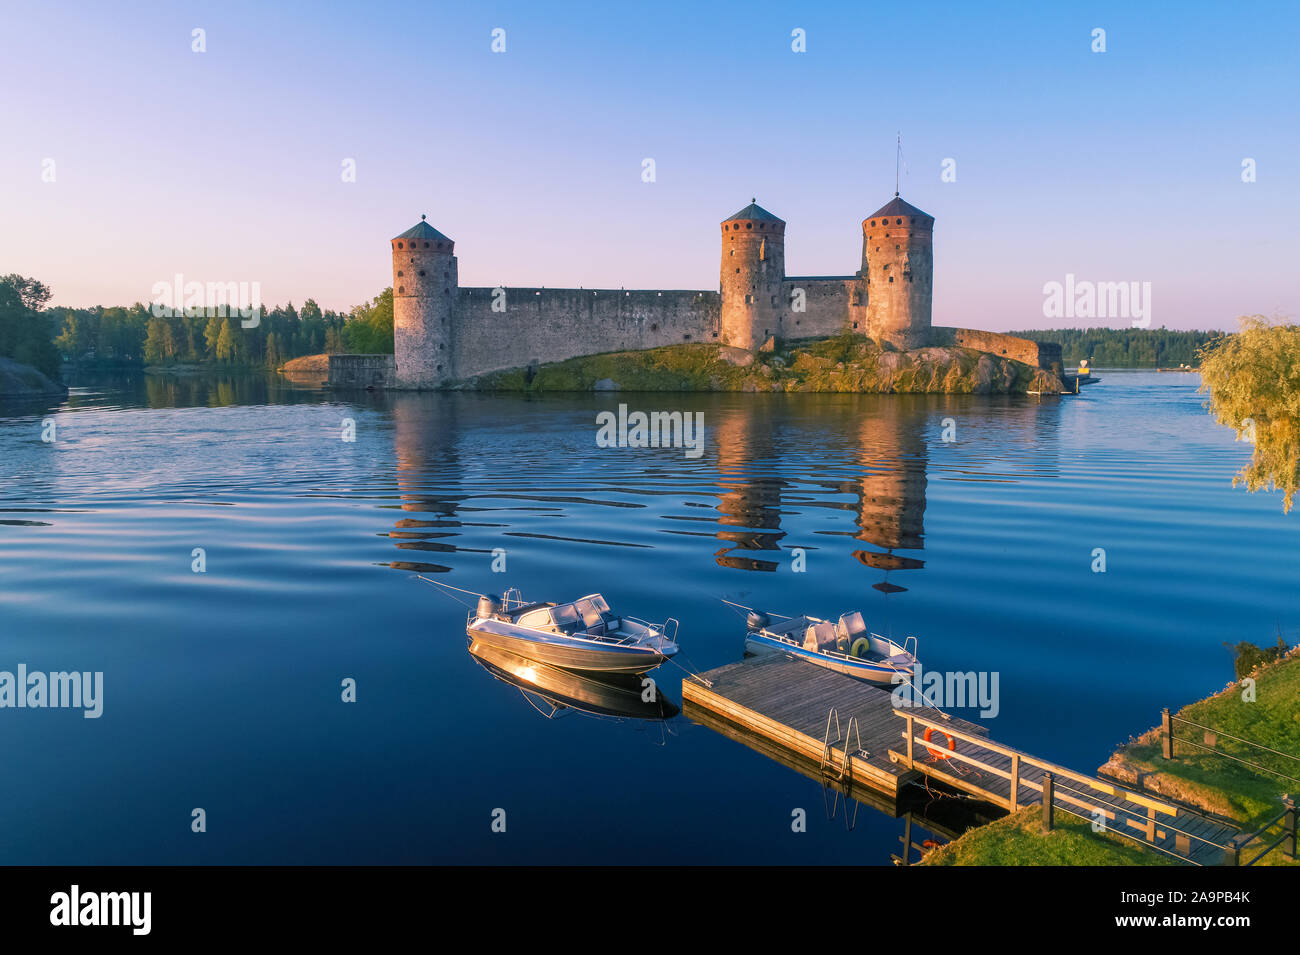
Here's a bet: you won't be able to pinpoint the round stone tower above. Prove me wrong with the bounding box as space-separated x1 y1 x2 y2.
392 216 458 389
720 200 786 351
861 196 933 350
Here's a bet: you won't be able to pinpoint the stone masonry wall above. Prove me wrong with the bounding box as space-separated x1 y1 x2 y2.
328 354 396 388
451 287 721 380
931 326 1059 369
781 277 858 341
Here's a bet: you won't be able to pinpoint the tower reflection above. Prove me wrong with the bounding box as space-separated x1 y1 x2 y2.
389 393 464 572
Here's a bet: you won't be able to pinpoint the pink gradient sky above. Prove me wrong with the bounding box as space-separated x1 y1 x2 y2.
3 1 1297 331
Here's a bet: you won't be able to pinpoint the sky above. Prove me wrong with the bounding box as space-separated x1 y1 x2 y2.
2 0 1297 331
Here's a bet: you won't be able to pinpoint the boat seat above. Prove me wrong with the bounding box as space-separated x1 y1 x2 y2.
837 611 868 644
803 621 837 652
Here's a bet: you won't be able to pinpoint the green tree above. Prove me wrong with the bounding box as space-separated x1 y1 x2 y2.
1198 316 1300 512
0 273 60 378
204 315 224 359
55 312 92 361
215 317 237 362
265 331 281 369
144 316 176 364
342 287 394 354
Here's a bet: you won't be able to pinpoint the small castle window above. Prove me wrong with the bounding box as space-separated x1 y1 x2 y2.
398 286 405 293
650 323 658 331
397 270 404 277
896 218 902 224
895 245 900 250
870 220 876 226
423 242 429 248
746 223 752 229
397 242 404 249
889 276 895 283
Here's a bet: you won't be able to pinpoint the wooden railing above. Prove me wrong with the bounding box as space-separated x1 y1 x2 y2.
892 710 1236 864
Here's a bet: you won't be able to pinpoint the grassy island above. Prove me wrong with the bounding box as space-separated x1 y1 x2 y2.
465 336 1066 395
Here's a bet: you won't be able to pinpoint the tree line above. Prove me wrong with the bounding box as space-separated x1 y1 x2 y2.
1009 327 1224 367
0 273 396 379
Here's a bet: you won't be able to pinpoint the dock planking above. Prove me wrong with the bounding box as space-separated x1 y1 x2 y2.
682 653 988 801
685 653 1243 865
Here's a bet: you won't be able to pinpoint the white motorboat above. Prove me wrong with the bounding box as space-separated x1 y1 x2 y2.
740 606 917 685
466 589 679 675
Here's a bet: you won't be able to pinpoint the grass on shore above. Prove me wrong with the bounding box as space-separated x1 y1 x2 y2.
923 806 1175 866
1104 646 1300 848
928 645 1299 866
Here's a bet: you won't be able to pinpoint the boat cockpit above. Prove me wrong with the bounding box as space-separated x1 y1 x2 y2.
511 594 623 637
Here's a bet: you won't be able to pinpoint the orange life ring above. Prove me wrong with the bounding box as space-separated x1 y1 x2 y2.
923 726 956 760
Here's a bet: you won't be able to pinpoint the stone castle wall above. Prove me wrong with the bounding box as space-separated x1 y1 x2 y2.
930 327 1061 370
450 287 720 380
781 277 861 340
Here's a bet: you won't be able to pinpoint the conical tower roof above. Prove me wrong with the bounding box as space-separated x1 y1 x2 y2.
722 199 784 224
393 217 453 243
867 196 932 221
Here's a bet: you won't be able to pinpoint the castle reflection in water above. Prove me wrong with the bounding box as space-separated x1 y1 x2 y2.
384 393 1057 592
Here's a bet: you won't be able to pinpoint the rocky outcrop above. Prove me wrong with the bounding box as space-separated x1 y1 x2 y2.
0 357 67 398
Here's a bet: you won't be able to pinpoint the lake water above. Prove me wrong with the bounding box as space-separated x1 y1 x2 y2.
1 369 1295 864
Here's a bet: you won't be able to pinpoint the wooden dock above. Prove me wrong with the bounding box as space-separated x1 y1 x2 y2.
681 654 988 808
684 654 1243 865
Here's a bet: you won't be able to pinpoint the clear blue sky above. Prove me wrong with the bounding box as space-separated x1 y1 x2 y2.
3 0 1296 330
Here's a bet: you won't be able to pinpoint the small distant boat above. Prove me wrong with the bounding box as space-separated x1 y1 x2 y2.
738 605 917 684
466 589 679 675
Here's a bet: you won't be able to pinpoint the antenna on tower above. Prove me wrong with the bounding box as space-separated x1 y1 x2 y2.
895 132 901 197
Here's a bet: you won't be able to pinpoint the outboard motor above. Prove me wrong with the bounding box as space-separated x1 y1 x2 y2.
746 611 770 632
477 594 503 619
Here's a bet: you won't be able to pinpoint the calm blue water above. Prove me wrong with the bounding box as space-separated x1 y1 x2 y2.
1 370 1295 864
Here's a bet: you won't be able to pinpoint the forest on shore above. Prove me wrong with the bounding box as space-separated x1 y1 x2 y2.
1008 327 1223 367
0 274 396 376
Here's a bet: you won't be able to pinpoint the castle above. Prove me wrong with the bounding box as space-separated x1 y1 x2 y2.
328 194 1059 390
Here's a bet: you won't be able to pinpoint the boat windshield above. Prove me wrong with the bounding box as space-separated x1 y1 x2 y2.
583 594 610 613
550 604 580 629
